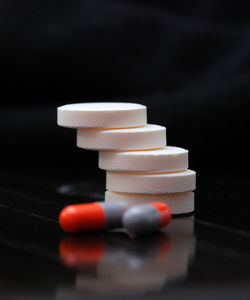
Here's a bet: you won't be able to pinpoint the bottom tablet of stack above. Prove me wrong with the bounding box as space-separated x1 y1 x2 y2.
105 191 194 215
99 147 196 215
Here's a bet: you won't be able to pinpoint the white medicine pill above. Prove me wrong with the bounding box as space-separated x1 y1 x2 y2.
99 146 188 172
77 124 166 151
105 191 194 215
106 169 196 194
57 102 147 128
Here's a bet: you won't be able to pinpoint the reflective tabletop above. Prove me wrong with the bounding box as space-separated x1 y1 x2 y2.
1 168 250 299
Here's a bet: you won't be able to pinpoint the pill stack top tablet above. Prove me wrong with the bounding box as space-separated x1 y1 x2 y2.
57 102 196 214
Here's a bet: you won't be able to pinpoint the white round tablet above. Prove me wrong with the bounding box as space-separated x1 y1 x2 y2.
106 169 196 194
77 124 166 151
105 191 194 215
57 102 147 128
99 146 188 172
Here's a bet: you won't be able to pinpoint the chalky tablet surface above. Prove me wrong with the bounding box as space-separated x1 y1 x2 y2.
57 102 147 128
105 191 194 214
77 124 166 151
106 169 196 194
99 146 188 172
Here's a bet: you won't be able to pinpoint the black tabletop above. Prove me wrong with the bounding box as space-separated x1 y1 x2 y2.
1 168 250 300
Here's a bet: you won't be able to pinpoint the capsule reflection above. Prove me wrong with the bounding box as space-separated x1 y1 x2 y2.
58 217 195 294
59 236 106 268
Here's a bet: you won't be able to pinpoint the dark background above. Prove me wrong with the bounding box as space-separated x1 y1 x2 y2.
0 1 250 227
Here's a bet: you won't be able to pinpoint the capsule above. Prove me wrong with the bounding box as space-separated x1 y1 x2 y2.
59 202 128 233
122 202 171 235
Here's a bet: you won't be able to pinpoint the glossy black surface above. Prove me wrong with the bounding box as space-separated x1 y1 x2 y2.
1 169 250 299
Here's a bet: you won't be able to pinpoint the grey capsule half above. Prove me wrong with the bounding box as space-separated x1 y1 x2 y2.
122 202 171 235
99 202 128 228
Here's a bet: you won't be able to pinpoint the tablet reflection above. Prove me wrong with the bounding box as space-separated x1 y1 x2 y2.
58 217 195 294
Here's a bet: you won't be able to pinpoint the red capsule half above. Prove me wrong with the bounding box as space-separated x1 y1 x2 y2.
150 202 172 228
59 202 127 233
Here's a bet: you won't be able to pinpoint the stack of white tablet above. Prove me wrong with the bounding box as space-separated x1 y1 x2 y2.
57 102 196 214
